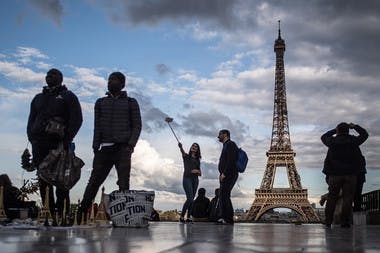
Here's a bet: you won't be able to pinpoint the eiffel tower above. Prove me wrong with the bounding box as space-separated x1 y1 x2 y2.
246 21 320 222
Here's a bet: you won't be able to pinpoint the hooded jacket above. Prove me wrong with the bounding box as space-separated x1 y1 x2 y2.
218 139 239 177
27 85 83 145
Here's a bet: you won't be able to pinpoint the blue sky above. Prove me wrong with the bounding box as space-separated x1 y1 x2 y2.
1 0 380 211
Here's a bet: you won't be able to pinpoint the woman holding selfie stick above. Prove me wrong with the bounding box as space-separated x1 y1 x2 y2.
178 142 202 223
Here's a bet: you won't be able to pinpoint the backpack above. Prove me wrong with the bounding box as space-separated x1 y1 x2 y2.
236 148 248 173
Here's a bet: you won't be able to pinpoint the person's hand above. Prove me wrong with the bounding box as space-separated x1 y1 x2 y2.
191 169 201 176
126 146 134 153
219 173 226 182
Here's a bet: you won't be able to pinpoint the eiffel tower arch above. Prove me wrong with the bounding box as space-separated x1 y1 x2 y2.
246 21 320 222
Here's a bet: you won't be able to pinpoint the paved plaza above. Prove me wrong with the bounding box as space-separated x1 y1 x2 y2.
1 222 379 253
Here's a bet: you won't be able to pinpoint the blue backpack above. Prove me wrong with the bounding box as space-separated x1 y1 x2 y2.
236 148 248 173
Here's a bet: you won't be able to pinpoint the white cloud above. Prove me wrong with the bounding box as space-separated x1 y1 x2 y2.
0 60 45 84
14 47 49 64
15 47 49 60
132 139 182 191
35 61 52 70
178 72 198 82
187 22 219 41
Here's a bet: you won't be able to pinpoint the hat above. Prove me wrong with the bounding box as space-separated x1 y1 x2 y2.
109 72 126 88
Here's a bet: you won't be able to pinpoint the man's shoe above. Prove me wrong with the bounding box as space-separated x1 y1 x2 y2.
341 224 351 228
179 217 185 223
217 218 233 225
325 224 331 228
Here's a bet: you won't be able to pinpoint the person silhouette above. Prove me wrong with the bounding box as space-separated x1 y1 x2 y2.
321 122 368 228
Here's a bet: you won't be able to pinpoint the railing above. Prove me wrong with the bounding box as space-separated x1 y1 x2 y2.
362 190 380 212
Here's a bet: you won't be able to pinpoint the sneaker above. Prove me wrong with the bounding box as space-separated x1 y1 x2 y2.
216 218 227 224
179 217 185 223
325 224 331 228
341 224 351 228
217 218 234 225
185 218 193 223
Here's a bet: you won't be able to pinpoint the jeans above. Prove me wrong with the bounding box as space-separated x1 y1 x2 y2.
181 176 199 217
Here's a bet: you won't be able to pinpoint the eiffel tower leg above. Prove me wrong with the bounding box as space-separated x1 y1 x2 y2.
301 206 320 222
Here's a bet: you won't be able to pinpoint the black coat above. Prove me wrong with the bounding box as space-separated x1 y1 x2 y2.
92 91 142 150
321 125 368 176
218 139 239 177
27 85 83 145
192 195 211 218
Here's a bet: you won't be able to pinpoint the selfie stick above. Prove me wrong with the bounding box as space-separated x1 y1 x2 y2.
165 117 180 143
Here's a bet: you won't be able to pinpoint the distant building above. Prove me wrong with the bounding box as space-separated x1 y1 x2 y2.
234 208 247 221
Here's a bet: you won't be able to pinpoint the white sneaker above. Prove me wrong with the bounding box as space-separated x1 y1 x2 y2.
217 218 225 223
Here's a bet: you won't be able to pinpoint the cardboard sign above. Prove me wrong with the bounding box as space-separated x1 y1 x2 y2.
104 190 155 227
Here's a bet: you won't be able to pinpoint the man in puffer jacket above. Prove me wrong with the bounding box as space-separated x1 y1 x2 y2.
27 68 83 222
321 122 368 228
78 72 142 223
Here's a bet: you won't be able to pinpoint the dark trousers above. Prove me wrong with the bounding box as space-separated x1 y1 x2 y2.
219 173 238 223
181 176 199 217
81 145 132 211
353 173 365 212
325 174 357 225
33 141 69 216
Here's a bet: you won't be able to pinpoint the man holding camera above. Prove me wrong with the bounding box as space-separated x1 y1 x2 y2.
321 122 368 228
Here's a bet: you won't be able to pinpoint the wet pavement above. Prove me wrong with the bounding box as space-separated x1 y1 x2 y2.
0 222 379 253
